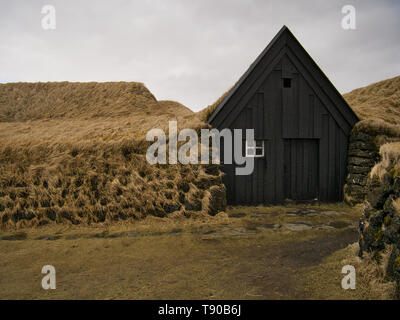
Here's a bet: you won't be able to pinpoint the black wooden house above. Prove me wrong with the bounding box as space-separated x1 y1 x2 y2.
207 26 359 204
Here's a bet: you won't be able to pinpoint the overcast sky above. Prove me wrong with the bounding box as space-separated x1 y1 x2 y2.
0 0 399 111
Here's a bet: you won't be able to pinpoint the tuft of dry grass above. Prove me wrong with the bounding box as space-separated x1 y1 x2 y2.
370 142 400 181
343 243 397 299
301 242 396 299
352 119 400 138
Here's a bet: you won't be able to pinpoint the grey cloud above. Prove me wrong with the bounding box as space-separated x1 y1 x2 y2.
0 0 399 111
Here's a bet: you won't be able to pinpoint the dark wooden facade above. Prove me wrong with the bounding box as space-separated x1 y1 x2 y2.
208 26 359 204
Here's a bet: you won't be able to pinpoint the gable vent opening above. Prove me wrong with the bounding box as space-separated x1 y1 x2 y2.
283 78 292 88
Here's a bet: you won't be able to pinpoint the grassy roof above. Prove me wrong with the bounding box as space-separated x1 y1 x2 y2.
0 82 220 229
343 75 400 125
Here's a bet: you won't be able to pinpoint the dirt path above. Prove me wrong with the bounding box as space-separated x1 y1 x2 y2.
206 228 358 299
0 204 365 299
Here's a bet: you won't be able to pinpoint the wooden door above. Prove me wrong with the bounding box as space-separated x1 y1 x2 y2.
283 139 319 201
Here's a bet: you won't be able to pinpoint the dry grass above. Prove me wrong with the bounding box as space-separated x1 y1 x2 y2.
0 82 159 121
344 75 400 125
0 82 223 229
300 242 396 299
346 243 397 299
0 203 374 300
370 142 400 181
0 82 203 144
352 119 400 138
1 74 399 229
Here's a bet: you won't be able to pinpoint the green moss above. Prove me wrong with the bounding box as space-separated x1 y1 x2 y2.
384 215 393 226
393 257 400 271
389 168 400 178
374 229 384 241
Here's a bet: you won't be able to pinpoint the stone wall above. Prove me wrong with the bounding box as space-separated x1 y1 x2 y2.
358 172 400 296
344 131 380 204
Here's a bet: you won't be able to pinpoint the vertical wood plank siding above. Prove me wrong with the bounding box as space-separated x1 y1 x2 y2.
208 26 358 204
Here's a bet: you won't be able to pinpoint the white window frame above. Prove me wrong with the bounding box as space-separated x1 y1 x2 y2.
245 140 264 158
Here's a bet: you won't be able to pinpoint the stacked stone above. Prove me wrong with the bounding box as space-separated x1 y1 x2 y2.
359 173 400 293
344 131 380 204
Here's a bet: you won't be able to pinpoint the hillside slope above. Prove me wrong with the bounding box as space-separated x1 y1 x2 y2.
0 82 201 144
343 76 400 125
0 82 160 121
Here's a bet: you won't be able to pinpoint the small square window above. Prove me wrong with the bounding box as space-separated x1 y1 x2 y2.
245 140 264 158
283 78 291 88
255 147 264 156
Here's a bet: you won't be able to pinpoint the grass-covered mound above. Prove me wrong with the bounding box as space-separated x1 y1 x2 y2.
0 82 225 230
0 82 186 121
343 76 400 125
344 75 400 146
341 76 400 204
347 77 400 295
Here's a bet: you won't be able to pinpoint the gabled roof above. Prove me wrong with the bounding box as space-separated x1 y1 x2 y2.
207 25 359 133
